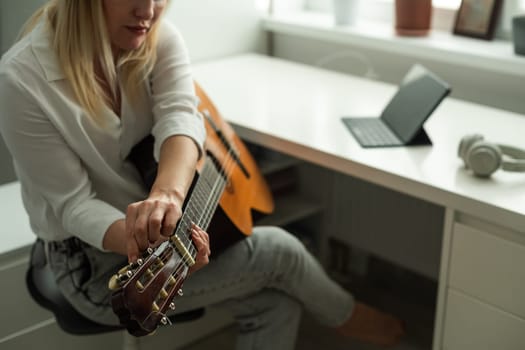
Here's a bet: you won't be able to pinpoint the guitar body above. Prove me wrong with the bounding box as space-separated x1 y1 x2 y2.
127 82 274 254
195 83 274 252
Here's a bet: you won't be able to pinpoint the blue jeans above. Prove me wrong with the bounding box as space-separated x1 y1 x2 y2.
47 226 354 350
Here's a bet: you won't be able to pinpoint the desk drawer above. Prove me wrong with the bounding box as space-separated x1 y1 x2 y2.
449 223 525 319
443 289 525 350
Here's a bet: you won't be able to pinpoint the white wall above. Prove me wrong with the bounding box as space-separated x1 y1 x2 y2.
272 34 525 116
1 0 266 59
0 0 48 54
0 0 48 184
165 0 266 62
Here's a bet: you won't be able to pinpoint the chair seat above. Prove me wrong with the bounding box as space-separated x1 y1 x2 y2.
26 239 204 336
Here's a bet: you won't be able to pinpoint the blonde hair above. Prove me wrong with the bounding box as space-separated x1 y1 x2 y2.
21 0 161 126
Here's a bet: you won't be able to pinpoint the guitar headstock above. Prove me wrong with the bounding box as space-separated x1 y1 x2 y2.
109 241 189 336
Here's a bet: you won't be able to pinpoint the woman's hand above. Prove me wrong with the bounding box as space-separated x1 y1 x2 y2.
124 136 202 263
125 190 183 262
124 192 211 274
188 223 211 274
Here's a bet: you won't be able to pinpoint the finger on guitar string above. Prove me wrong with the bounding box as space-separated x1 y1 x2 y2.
191 223 208 240
191 225 211 257
187 225 211 274
191 223 209 241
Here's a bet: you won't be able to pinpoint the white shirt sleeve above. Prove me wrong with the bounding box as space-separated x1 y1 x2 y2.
150 21 206 161
0 69 124 250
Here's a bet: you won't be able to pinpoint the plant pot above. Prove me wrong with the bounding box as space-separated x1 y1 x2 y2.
395 0 432 36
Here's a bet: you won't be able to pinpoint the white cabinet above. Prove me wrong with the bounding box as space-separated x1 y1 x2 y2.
443 289 525 350
436 216 525 350
449 223 525 319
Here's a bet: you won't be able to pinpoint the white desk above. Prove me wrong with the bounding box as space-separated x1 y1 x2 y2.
193 54 525 350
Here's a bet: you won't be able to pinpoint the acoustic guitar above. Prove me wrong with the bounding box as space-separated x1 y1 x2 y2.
108 82 274 336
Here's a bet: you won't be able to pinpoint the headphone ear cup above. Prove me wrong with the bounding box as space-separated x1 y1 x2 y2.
458 134 484 168
466 141 502 177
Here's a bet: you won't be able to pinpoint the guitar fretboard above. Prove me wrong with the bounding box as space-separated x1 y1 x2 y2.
173 157 226 261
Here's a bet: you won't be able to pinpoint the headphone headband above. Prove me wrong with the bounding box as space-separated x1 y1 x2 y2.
498 144 525 159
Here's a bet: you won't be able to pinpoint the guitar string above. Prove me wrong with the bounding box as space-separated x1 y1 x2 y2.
136 114 238 315
183 163 220 245
178 151 236 260
189 134 238 246
168 143 237 269
194 155 233 233
159 152 235 300
145 152 236 315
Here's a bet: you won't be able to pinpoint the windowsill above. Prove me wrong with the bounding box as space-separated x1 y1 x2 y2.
263 11 525 77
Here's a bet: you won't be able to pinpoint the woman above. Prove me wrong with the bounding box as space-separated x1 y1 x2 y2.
0 0 403 348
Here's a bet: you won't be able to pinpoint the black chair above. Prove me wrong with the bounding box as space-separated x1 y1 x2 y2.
26 239 205 337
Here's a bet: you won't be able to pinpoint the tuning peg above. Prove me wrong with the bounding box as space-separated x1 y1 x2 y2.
119 271 132 282
160 316 169 325
127 258 144 271
168 276 177 286
152 302 160 312
118 265 129 274
136 280 145 291
177 289 183 297
169 302 176 310
108 275 120 290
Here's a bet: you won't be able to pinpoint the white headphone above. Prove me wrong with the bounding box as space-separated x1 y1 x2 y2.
458 134 525 177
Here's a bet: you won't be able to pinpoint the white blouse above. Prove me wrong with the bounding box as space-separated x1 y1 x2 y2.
0 18 206 250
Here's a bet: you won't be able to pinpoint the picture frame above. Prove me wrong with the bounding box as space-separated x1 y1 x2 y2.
453 0 502 40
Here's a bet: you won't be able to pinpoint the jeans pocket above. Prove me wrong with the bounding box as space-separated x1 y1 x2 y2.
67 249 93 289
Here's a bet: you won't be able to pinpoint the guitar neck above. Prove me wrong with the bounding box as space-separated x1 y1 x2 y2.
171 157 226 261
